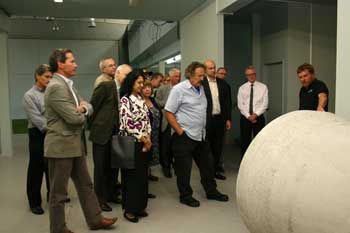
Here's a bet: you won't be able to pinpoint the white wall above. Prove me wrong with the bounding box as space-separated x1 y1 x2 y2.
128 21 177 63
336 0 350 119
0 31 13 156
251 2 336 114
180 0 224 75
286 3 311 112
136 40 180 68
224 17 252 141
8 39 118 119
312 4 337 113
0 10 12 156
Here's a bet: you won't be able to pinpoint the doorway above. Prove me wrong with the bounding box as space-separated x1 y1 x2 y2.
263 61 284 123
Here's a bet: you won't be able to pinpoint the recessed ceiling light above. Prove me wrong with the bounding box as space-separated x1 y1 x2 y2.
54 0 63 3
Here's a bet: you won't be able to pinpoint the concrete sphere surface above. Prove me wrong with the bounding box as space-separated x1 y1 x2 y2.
236 111 350 233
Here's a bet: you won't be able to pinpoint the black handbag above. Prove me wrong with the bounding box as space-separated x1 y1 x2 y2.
111 134 135 169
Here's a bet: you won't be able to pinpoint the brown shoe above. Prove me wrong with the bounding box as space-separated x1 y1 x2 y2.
90 217 118 230
63 230 74 233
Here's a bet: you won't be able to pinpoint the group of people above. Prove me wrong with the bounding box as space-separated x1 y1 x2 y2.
22 47 328 233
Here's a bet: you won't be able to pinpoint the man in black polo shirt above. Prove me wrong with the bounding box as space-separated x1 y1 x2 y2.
297 63 329 111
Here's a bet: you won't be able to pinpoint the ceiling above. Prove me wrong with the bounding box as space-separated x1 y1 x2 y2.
0 0 207 21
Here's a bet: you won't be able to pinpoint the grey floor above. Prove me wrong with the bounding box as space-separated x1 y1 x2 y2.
0 134 250 233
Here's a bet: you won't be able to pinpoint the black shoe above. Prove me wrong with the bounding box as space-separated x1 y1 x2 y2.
147 193 156 199
180 197 200 207
207 191 229 202
64 197 71 203
148 174 159 182
162 167 172 178
136 210 149 218
30 206 44 215
107 196 122 204
124 212 139 223
215 172 226 180
100 203 112 212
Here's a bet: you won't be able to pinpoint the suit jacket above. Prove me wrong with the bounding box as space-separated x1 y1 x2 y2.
155 84 173 132
44 74 93 158
88 80 119 145
202 77 232 123
93 73 113 90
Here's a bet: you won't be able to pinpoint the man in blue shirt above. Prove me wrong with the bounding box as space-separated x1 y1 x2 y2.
165 61 229 207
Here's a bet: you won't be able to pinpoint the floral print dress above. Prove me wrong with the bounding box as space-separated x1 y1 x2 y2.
119 94 151 141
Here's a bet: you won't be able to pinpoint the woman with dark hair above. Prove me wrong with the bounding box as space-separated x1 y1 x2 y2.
141 80 161 185
119 69 152 223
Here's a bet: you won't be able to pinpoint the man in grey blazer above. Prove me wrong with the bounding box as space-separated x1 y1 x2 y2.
45 48 117 233
155 68 181 178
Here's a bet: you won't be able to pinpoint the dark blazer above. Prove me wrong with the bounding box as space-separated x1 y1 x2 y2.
88 80 119 145
203 77 232 122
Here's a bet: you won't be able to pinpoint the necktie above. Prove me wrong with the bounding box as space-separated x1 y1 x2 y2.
249 84 254 115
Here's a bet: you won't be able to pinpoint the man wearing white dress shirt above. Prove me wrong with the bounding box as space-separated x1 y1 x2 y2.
237 66 268 156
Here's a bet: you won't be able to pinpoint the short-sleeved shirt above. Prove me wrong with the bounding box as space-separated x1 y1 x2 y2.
299 79 329 111
165 79 207 141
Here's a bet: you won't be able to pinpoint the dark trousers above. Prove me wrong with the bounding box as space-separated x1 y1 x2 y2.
171 133 217 199
121 142 148 214
92 142 119 204
207 115 226 173
240 114 265 156
27 128 49 208
48 156 102 233
159 124 173 169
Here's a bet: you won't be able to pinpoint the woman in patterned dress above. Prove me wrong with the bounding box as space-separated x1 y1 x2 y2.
119 69 152 223
141 81 162 195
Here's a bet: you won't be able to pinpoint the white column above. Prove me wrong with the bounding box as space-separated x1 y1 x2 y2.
252 14 261 78
158 61 165 75
335 0 350 120
0 31 13 156
217 12 224 67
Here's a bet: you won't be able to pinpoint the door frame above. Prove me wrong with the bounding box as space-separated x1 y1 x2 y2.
262 60 286 121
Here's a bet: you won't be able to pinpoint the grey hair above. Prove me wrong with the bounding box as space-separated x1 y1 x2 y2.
99 58 114 72
168 68 180 77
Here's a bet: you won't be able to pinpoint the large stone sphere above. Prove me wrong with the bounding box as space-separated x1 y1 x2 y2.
236 111 350 233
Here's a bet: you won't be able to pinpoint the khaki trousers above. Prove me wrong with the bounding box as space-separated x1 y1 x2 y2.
48 156 102 233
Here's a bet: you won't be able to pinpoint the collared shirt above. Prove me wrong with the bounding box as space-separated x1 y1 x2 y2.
115 79 121 104
237 81 268 118
55 73 79 107
55 73 90 116
23 85 47 132
299 79 329 111
207 77 221 115
119 94 151 141
165 79 207 141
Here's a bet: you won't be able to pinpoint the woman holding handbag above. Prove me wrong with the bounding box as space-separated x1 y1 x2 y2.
119 69 152 223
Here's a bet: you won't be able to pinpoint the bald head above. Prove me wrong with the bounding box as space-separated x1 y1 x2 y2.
115 64 132 85
204 59 216 79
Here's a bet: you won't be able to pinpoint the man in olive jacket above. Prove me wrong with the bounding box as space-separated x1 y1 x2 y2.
88 58 120 212
45 48 117 233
